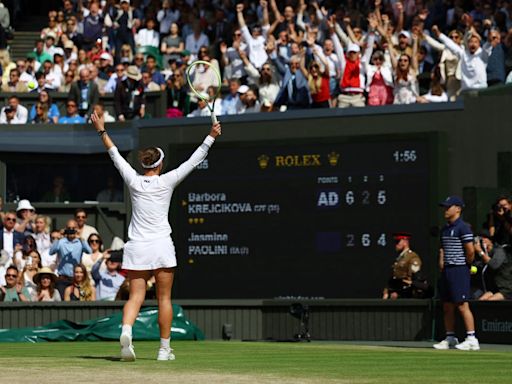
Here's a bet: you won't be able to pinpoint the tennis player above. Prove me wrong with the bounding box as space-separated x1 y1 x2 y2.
91 111 221 361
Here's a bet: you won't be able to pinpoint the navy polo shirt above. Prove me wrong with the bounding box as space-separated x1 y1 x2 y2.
440 217 473 266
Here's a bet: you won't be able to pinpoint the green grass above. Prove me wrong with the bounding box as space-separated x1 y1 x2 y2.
1 341 511 383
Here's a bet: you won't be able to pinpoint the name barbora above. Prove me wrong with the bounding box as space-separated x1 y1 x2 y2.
188 232 229 242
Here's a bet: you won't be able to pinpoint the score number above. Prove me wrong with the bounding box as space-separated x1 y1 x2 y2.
345 233 387 247
393 150 417 162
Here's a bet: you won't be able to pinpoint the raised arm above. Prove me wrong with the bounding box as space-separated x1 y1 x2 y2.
269 0 282 22
334 18 352 47
162 122 221 187
434 25 463 58
411 33 419 72
236 3 247 30
260 0 269 27
91 111 137 183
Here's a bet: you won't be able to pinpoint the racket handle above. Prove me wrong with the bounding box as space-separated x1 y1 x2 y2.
211 113 218 125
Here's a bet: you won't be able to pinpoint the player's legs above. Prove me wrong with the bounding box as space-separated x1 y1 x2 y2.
154 267 175 339
457 302 475 332
154 267 176 361
123 270 152 326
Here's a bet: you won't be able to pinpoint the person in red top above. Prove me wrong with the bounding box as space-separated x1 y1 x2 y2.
329 19 370 108
300 47 331 108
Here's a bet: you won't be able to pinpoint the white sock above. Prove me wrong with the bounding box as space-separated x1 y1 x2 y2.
160 337 170 349
122 324 132 336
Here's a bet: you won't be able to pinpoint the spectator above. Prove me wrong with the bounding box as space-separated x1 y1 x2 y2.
207 7 232 46
185 20 210 58
486 196 512 246
58 100 86 124
416 66 449 103
273 54 312 111
0 0 9 49
240 87 261 113
141 70 160 91
104 63 126 93
1 68 27 92
31 102 52 124
81 233 104 281
244 58 280 110
33 267 61 302
301 49 331 109
64 263 96 301
475 231 512 301
92 250 125 301
0 105 19 124
41 176 71 203
0 266 31 302
485 29 506 86
41 17 61 43
33 215 52 268
63 17 82 50
221 78 244 115
165 70 189 118
91 103 116 123
0 211 24 271
146 54 166 90
68 67 100 118
220 29 247 81
389 36 419 105
49 220 92 298
0 49 15 85
157 0 180 36
112 0 139 59
40 59 62 91
81 2 104 51
432 17 488 92
114 65 145 121
17 57 37 87
60 69 76 92
0 96 28 124
29 91 60 124
135 18 159 49
33 39 53 64
74 209 98 242
187 91 215 118
96 176 123 202
18 249 42 298
14 199 36 235
236 2 269 69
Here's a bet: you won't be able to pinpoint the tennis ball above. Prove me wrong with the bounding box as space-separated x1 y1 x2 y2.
470 266 477 274
27 81 36 90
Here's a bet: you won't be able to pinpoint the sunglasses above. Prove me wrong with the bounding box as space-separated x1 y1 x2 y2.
76 215 86 219
5 218 16 222
67 104 77 107
399 59 409 63
89 239 100 243
5 274 17 278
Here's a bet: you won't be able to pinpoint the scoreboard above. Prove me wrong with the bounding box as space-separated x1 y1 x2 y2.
171 134 436 299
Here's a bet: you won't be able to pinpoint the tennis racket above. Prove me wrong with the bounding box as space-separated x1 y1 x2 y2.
186 60 222 124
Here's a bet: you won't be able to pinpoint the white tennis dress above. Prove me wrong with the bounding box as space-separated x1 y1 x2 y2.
108 135 215 270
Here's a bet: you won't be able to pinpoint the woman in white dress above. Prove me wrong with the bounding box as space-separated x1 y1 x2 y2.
91 111 221 362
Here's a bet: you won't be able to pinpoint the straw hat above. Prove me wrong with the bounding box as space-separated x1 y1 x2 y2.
126 65 142 81
33 267 57 285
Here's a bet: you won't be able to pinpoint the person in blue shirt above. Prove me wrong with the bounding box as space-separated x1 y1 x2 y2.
434 196 480 351
92 250 126 300
58 100 86 124
49 219 92 297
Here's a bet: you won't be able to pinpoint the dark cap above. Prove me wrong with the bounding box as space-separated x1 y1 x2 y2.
393 232 412 241
180 50 191 57
439 196 465 208
108 249 123 263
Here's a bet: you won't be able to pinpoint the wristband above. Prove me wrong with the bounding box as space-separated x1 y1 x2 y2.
98 130 106 137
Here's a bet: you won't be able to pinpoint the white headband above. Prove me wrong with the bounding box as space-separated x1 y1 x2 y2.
141 147 165 169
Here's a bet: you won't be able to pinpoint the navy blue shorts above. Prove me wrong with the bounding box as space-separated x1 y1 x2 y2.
439 265 470 303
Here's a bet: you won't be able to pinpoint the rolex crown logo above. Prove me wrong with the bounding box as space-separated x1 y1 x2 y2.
258 154 270 169
327 151 340 166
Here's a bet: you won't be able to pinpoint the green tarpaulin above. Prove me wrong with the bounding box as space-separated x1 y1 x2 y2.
0 305 204 342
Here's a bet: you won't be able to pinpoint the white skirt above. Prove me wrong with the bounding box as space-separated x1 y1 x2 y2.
122 236 177 271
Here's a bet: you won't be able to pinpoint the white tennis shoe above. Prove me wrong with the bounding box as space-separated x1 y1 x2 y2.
157 347 176 361
455 338 480 351
120 332 136 361
433 337 459 350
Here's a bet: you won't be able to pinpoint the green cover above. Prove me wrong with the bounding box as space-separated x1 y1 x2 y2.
0 305 204 342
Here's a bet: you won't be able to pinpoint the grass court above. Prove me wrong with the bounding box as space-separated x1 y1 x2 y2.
0 340 511 383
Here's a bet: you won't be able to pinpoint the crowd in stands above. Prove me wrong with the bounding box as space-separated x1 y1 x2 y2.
0 199 136 302
0 0 510 123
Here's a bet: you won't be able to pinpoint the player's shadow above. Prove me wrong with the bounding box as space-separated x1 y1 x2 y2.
77 355 153 362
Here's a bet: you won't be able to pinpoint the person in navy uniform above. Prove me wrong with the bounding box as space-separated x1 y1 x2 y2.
383 232 427 299
434 196 480 351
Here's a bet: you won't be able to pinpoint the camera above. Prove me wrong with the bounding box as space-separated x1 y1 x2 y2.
64 228 77 235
